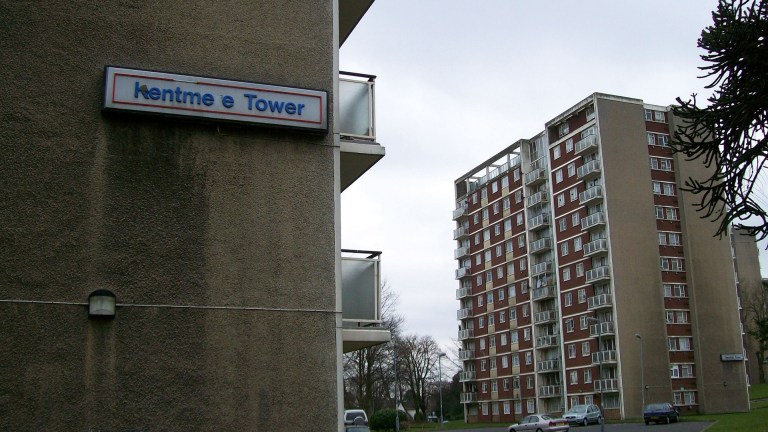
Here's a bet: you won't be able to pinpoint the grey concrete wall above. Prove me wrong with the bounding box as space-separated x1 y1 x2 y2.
731 228 765 385
596 96 672 418
0 1 338 430
670 114 749 413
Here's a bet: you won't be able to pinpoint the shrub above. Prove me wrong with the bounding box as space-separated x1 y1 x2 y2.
369 409 408 431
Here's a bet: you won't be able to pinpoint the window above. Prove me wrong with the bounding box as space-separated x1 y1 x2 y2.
567 162 576 177
498 288 505 301
504 219 512 232
579 315 588 330
506 240 514 254
561 242 569 256
669 233 681 246
565 138 574 153
515 401 522 414
670 364 680 378
574 236 582 251
514 169 520 182
479 316 485 328
493 202 500 214
482 382 488 394
477 293 484 306
527 399 535 414
484 250 492 263
524 328 531 341
664 284 687 298
571 213 580 228
559 218 567 232
554 145 562 159
492 181 499 193
578 289 586 303
509 285 516 299
582 341 590 356
481 359 487 371
559 122 570 137
522 304 529 317
563 267 571 281
480 337 487 350
475 254 482 265
666 207 679 220
527 376 535 389
504 401 511 415
500 332 508 346
525 351 532 365
519 257 527 271
557 194 565 207
492 401 499 415
482 208 489 220
474 233 481 246
503 376 510 388
564 292 573 307
483 229 490 241
645 109 654 121
491 356 497 369
570 370 578 384
521 280 528 293
516 213 524 226
503 196 510 210
510 307 517 322
494 223 501 236
512 354 520 367
681 364 694 378
487 292 494 304
501 176 509 189
569 187 578 202
586 106 595 121
515 190 522 203
488 313 495 327
518 234 525 248
674 391 696 406
481 188 488 200
566 318 574 332
476 275 483 287
655 111 665 122
584 369 592 383
555 169 563 183
568 344 576 358
576 262 584 277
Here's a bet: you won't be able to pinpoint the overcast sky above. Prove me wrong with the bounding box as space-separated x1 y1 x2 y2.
338 0 764 359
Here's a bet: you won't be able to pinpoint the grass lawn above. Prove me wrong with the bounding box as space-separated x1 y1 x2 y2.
679 383 768 431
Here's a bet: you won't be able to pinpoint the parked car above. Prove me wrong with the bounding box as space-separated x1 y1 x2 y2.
643 402 679 425
563 404 602 426
508 414 570 432
343 409 368 426
344 426 370 432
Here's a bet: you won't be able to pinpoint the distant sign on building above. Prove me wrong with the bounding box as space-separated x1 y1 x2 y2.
103 66 327 132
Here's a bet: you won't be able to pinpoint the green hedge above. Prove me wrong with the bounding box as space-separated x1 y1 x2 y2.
369 409 408 431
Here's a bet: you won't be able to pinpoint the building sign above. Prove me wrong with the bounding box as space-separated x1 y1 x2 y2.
720 353 745 362
103 66 327 132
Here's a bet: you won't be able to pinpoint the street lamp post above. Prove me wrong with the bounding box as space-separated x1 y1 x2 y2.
635 334 645 418
438 352 446 426
586 316 605 432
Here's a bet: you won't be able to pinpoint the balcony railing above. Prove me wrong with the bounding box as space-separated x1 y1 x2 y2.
581 211 606 230
453 203 468 220
531 261 553 276
527 191 548 207
339 72 375 140
534 309 558 324
459 350 475 360
583 238 608 256
460 392 478 403
458 329 474 340
590 322 615 337
456 286 472 299
536 334 559 348
454 245 470 259
575 133 599 155
577 159 601 180
529 237 552 254
453 226 468 239
457 308 473 320
587 293 612 310
539 385 562 397
528 213 550 229
460 371 476 382
537 359 561 372
532 285 557 301
585 265 610 283
592 350 618 365
594 378 619 392
579 185 603 205
341 250 390 353
525 167 547 186
455 266 470 279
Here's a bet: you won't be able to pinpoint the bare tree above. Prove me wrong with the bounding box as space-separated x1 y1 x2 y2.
396 334 442 421
743 281 768 384
344 282 404 412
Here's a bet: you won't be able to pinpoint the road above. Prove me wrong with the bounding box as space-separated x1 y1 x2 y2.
450 421 713 432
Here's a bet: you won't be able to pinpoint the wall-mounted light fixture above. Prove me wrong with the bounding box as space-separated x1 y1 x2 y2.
88 289 116 317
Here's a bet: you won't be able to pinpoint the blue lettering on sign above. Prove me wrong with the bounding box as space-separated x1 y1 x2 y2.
134 81 214 107
244 93 305 116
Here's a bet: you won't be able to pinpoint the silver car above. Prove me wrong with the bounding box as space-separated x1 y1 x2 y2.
563 404 602 426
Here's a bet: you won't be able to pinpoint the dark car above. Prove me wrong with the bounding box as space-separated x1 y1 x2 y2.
643 402 679 425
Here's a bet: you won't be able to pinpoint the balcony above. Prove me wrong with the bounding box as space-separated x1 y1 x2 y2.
528 213 550 230
453 203 468 220
575 133 599 155
583 238 608 256
592 350 618 365
455 266 470 279
594 379 619 392
341 251 391 352
525 167 547 186
590 322 615 337
532 285 557 301
537 359 561 372
458 329 474 340
527 191 548 207
581 211 606 230
579 185 603 206
456 286 472 299
539 385 562 398
460 371 476 382
577 159 601 180
339 72 384 192
460 392 478 403
534 309 558 324
457 307 473 320
587 293 612 310
453 226 469 239
454 245 470 259
529 237 552 254
585 265 610 283
459 350 475 361
536 334 559 348
531 261 553 276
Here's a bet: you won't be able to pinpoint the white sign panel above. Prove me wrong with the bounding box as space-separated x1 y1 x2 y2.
103 66 327 132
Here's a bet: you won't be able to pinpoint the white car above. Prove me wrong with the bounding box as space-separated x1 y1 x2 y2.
508 414 570 432
343 409 368 426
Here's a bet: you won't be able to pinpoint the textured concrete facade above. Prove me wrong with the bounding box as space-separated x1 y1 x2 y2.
1 1 339 430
